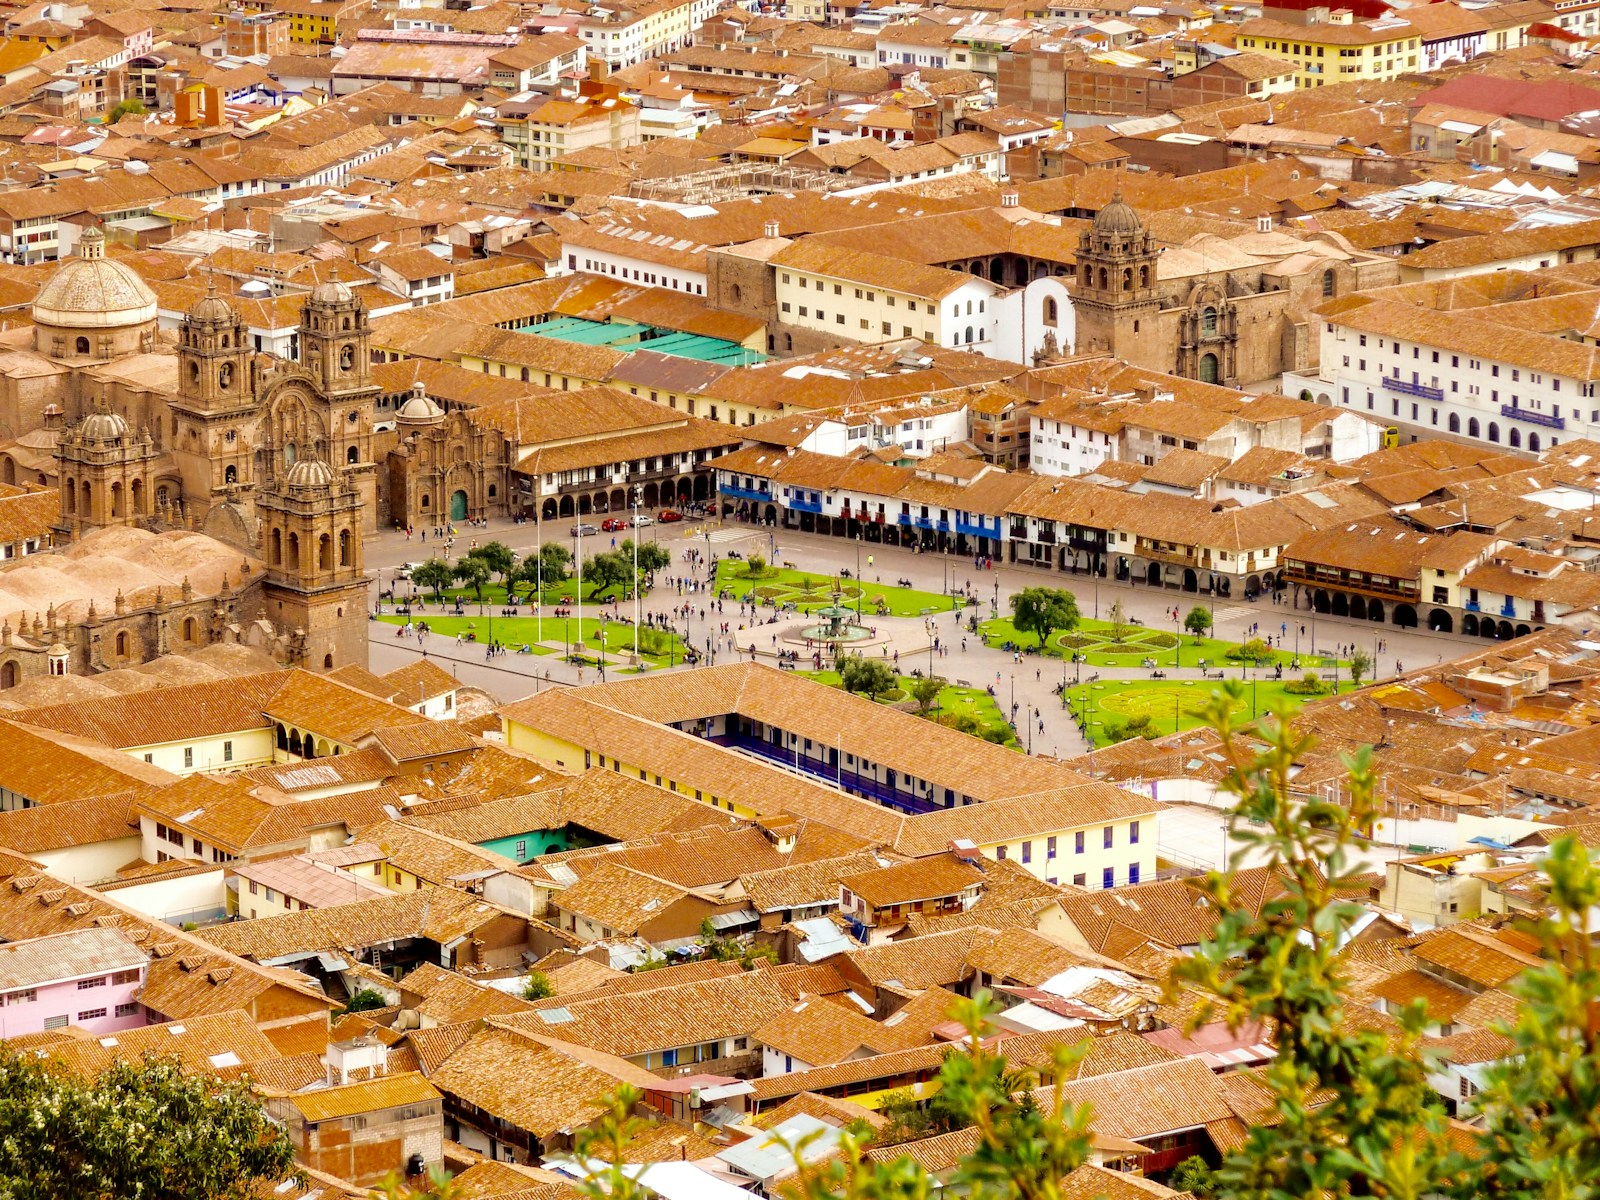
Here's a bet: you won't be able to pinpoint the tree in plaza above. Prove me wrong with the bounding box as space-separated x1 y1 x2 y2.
743 553 768 578
0 1052 300 1200
409 558 454 604
453 553 492 603
1108 597 1130 644
909 674 944 715
1010 587 1080 650
474 541 516 587
525 542 572 589
839 654 896 698
621 539 670 584
583 551 632 597
1184 605 1213 640
1348 645 1373 688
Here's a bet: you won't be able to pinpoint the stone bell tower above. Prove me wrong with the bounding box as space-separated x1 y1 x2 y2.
1071 191 1162 368
171 278 257 516
54 401 160 541
299 275 379 532
255 455 368 673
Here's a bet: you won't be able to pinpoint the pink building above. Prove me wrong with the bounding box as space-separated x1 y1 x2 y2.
0 927 148 1037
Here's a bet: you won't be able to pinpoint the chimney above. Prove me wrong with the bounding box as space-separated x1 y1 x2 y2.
1000 191 1018 208
763 219 779 238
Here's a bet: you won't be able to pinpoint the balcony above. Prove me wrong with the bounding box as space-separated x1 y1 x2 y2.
719 483 770 503
1286 567 1420 601
1501 404 1565 430
788 496 823 514
1383 376 1444 402
956 518 995 537
1034 528 1057 544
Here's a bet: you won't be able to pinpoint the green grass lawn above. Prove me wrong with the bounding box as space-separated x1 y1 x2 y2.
376 614 685 666
1062 677 1359 747
802 670 1017 747
977 616 1347 671
714 561 957 617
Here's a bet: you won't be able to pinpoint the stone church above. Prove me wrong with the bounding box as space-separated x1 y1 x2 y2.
0 229 373 681
1068 194 1400 387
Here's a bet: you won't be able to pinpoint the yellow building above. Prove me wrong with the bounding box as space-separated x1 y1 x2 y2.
239 0 366 47
499 664 1160 889
1235 13 1418 86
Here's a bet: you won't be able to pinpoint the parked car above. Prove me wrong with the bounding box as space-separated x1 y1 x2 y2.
396 562 423 580
570 523 599 537
657 509 684 522
631 515 654 527
600 517 629 532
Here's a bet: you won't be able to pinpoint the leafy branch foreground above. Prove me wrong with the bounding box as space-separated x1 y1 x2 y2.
568 683 1600 1200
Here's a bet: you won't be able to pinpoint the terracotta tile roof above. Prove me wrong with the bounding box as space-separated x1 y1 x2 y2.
741 851 884 914
551 862 689 934
429 1026 664 1137
33 1010 284 1080
844 929 983 991
497 968 792 1058
0 718 176 803
397 962 535 1024
198 888 529 962
841 857 983 908
754 997 914 1066
1367 968 1475 1023
1035 1057 1235 1139
287 1072 441 1122
0 791 136 853
1410 925 1543 989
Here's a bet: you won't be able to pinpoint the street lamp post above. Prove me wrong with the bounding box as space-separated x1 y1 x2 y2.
575 530 583 670
631 489 640 663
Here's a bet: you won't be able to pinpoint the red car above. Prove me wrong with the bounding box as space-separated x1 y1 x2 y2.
657 509 684 522
600 517 629 532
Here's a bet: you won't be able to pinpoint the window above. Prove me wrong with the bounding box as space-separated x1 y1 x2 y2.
995 845 1007 860
44 1015 68 1030
249 880 258 895
183 747 193 768
223 741 232 762
1102 867 1115 889
1103 826 1114 849
76 977 105 990
115 1003 140 1018
78 1008 107 1021
516 840 528 859
1128 863 1141 884
1021 841 1032 864
1130 820 1140 845
1073 873 1086 887
1075 831 1084 854
5 988 35 1005
1047 836 1057 859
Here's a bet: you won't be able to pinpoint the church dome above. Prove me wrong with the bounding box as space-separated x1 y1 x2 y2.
1092 191 1143 237
78 408 129 443
187 283 236 324
310 277 353 305
33 228 158 329
396 388 444 424
284 458 337 489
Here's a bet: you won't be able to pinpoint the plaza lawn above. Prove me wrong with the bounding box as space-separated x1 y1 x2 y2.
714 561 956 617
376 614 685 665
802 670 1017 747
1063 677 1359 747
977 616 1347 672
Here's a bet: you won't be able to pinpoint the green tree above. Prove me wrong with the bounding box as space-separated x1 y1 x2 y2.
1349 645 1373 688
1172 1155 1217 1197
909 674 944 715
474 541 516 587
106 99 146 124
744 553 768 578
1108 598 1130 644
523 971 554 1001
522 542 571 590
453 553 492 603
1009 587 1080 650
840 654 895 698
620 539 670 585
583 550 632 597
1184 605 1213 639
1235 636 1272 663
343 988 385 1013
410 558 454 604
0 1052 300 1199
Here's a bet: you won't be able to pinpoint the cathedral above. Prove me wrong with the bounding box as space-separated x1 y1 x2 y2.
0 229 373 680
1068 194 1400 387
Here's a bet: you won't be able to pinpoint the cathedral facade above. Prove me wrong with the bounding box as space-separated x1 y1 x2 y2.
0 229 374 678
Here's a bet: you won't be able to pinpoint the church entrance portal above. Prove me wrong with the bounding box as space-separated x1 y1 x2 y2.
450 490 468 521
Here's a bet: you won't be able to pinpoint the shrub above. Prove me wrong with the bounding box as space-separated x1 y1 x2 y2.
1284 672 1331 695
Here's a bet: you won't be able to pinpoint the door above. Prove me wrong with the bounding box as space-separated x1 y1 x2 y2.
450 490 468 521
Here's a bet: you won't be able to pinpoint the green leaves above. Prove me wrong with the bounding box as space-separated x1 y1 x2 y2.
1009 588 1080 650
0 1052 299 1200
